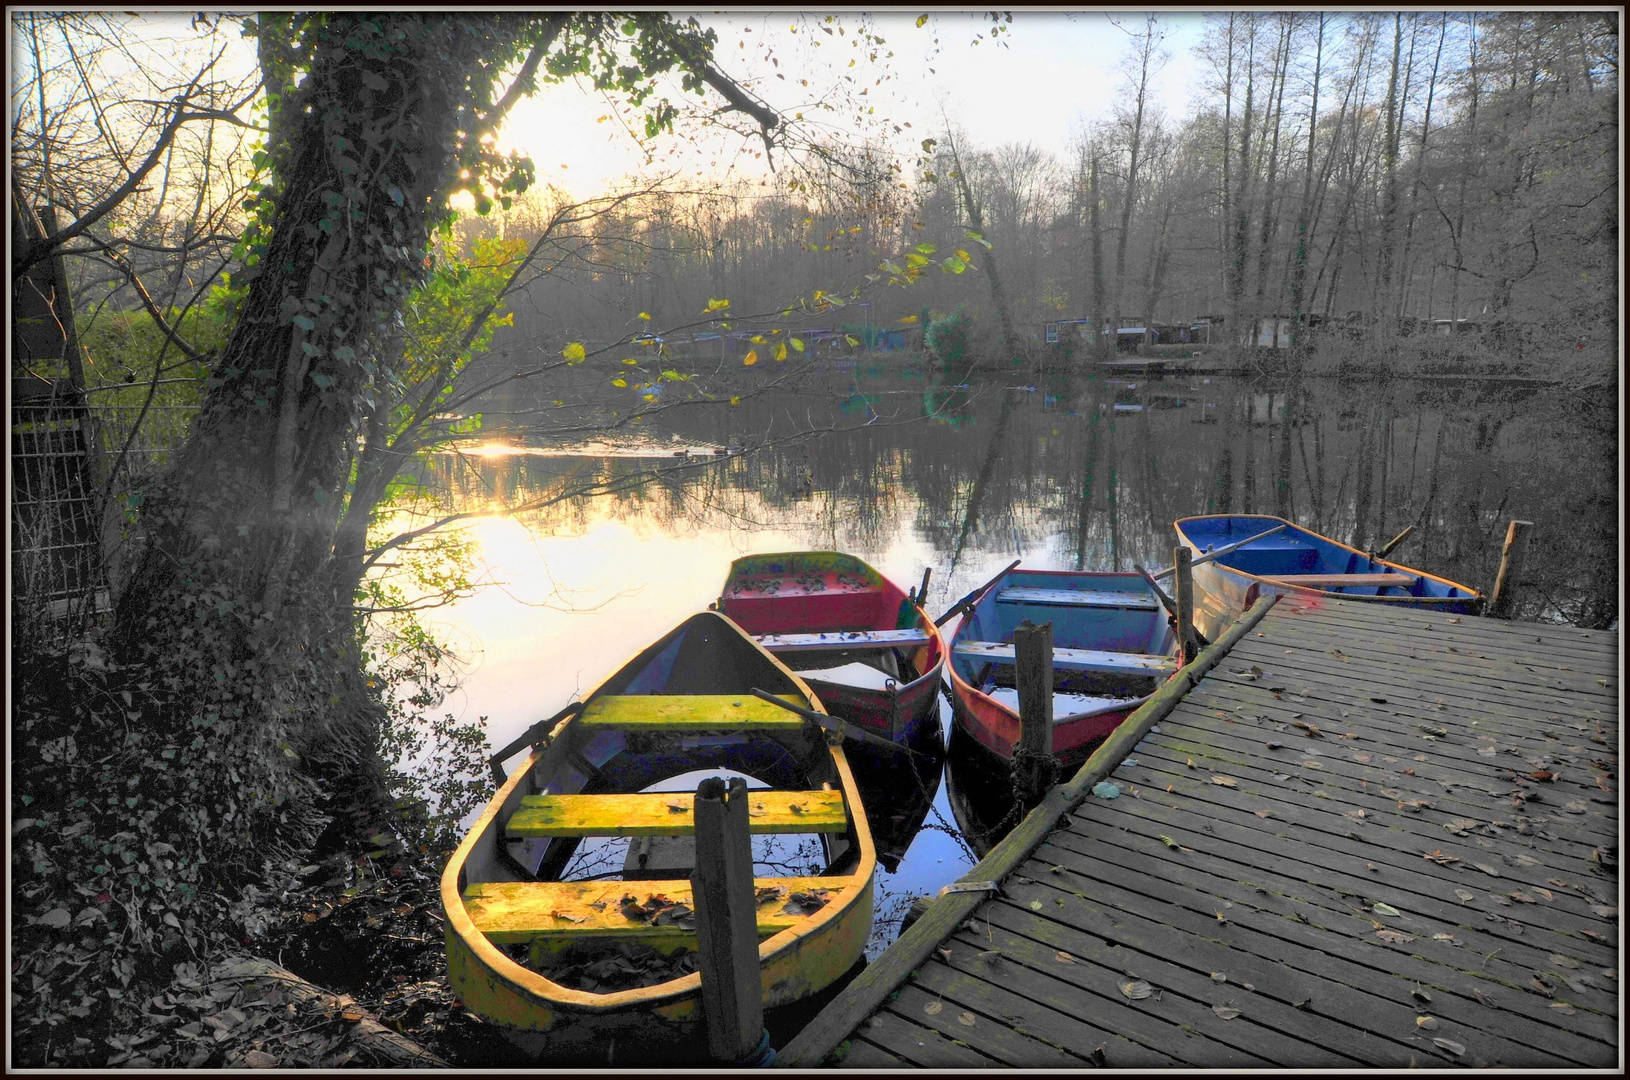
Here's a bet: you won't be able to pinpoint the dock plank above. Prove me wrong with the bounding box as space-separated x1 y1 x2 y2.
804 598 1618 1069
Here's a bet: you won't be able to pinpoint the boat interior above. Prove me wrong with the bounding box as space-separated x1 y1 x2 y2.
454 614 866 994
1180 515 1474 598
951 571 1177 721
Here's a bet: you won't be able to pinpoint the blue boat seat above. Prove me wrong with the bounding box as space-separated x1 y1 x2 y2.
994 587 1159 611
954 640 1177 676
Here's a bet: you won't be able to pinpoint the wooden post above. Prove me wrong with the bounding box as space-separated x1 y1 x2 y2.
1173 546 1198 664
1013 620 1057 802
690 776 764 1063
1487 520 1533 620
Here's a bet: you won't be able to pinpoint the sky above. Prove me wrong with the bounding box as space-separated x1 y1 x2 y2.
497 11 1210 199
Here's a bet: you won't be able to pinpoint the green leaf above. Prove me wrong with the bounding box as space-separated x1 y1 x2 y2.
789 337 805 353
310 373 334 389
942 255 967 274
915 242 936 255
291 314 314 332
965 230 993 249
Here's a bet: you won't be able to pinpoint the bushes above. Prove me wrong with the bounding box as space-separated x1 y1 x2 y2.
924 305 975 366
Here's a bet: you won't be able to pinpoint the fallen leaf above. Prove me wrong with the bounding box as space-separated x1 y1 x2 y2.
1433 1037 1465 1057
1212 1003 1241 1020
1029 900 1043 911
1549 1002 1576 1015
1454 889 1476 903
1210 972 1226 982
957 1011 977 1027
1210 776 1239 788
1510 892 1537 904
1119 980 1153 1000
1254 810 1273 819
1186 758 1196 769
1550 954 1581 969
1373 902 1403 917
1091 782 1121 800
924 1000 943 1016
978 950 1001 965
1416 1016 1439 1030
1411 987 1432 1003
1376 929 1415 944
1055 950 1077 964
550 910 587 924
937 947 953 962
1472 863 1501 877
1444 818 1479 836
1293 721 1325 738
1529 976 1554 997
1431 933 1457 944
1215 912 1229 925
1423 850 1461 865
1398 799 1431 813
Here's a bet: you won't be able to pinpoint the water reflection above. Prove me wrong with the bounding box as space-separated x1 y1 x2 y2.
395 364 1614 950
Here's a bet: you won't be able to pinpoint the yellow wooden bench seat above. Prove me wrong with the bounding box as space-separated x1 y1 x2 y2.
508 790 847 837
463 877 847 945
576 694 808 732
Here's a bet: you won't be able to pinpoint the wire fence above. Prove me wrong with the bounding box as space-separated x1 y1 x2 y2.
10 388 198 640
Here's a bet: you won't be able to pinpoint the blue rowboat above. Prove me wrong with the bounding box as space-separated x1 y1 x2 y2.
1173 514 1481 640
945 568 1179 772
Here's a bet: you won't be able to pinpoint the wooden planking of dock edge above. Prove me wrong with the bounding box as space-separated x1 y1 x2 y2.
777 593 1620 1070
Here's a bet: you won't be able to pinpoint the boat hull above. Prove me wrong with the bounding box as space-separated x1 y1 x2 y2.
440 612 876 1061
1174 514 1482 641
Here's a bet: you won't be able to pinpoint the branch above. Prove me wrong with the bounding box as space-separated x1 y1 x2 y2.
14 99 187 276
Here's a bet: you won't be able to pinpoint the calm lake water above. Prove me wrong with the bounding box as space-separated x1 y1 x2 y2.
400 359 1617 955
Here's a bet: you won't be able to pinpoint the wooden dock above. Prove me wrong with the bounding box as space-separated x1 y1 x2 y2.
779 594 1619 1069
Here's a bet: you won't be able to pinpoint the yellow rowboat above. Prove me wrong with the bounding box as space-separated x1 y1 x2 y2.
440 611 877 1064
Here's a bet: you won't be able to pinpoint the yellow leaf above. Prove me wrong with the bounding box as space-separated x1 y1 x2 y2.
773 342 788 362
637 312 652 321
916 13 929 27
899 314 918 323
620 358 638 366
790 337 804 353
562 342 586 364
706 297 730 312
729 396 741 406
750 334 766 344
845 335 860 346
611 377 627 388
743 350 759 366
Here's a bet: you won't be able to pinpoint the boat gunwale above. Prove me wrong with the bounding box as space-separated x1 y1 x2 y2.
1172 513 1482 600
439 610 876 1018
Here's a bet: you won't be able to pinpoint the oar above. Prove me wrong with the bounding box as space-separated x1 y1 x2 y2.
934 558 1022 627
1132 563 1211 649
488 700 585 785
1149 522 1290 580
748 688 938 761
1371 524 1415 560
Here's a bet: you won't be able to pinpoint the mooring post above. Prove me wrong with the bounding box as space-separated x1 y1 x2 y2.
1173 546 1198 664
1487 519 1534 620
1013 619 1058 803
691 776 767 1064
